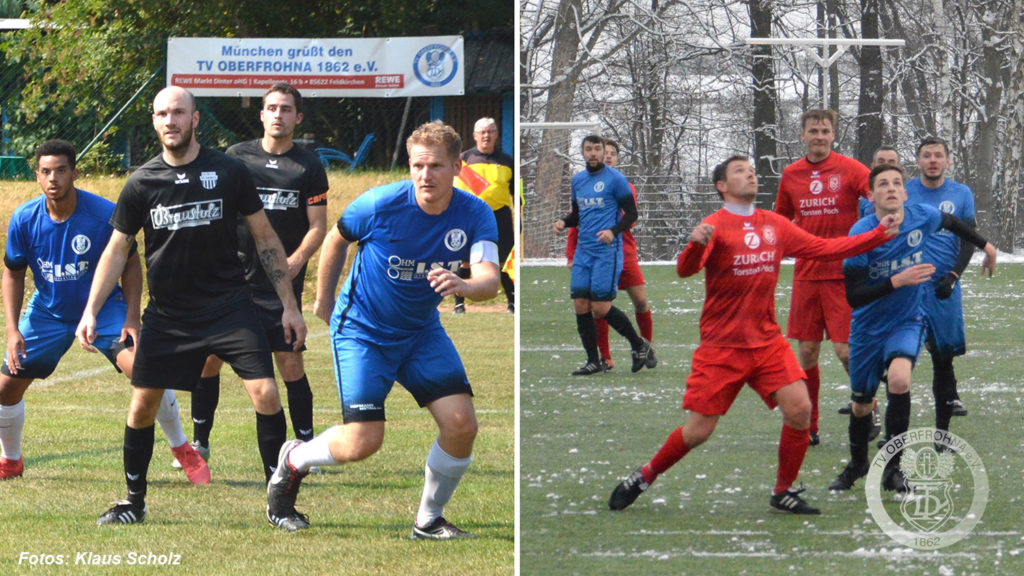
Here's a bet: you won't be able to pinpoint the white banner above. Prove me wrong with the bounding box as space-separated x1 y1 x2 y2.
166 36 464 98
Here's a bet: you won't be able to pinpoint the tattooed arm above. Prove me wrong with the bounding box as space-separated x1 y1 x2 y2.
76 230 135 351
244 209 308 350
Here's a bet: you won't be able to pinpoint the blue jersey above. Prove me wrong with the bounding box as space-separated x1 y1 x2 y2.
4 190 124 321
570 166 632 254
332 180 498 340
844 203 943 339
905 177 975 278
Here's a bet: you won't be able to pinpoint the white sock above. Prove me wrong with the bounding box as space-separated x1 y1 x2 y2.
0 399 26 460
415 439 471 528
155 390 188 448
287 426 340 472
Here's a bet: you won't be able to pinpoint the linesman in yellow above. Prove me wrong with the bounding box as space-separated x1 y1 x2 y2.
454 117 515 314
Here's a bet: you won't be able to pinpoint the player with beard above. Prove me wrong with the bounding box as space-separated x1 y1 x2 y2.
79 86 306 526
553 135 654 376
175 82 327 470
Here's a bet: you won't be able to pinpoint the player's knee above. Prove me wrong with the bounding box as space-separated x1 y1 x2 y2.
887 374 911 395
440 411 478 445
782 400 812 428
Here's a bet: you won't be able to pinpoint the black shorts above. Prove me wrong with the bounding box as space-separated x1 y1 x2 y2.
132 300 274 390
252 292 307 353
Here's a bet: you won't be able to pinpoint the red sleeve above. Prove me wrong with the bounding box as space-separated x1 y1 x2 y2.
774 173 795 219
781 218 889 262
849 157 871 199
676 241 709 278
566 227 578 260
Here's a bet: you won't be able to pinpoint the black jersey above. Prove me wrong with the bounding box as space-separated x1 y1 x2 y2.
226 139 328 298
112 146 263 319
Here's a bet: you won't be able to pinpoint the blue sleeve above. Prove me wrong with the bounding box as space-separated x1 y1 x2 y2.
472 199 499 245
338 189 376 243
4 210 27 270
613 172 632 204
961 186 976 221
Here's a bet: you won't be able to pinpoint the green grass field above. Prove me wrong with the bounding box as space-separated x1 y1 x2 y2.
0 172 514 574
520 262 1024 575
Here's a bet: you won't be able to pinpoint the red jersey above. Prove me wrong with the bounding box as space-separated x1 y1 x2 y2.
775 152 870 280
567 182 638 261
676 208 888 349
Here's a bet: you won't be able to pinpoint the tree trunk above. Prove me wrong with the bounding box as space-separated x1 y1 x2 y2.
997 0 1024 250
855 0 883 165
750 0 779 201
972 3 1006 244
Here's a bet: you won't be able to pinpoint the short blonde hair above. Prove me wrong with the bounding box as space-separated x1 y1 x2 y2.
406 120 462 162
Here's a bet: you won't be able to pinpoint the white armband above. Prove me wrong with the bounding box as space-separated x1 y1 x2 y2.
469 240 500 266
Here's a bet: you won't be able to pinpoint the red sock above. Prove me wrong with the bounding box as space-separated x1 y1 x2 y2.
635 309 653 343
804 365 820 435
595 317 611 361
775 424 809 494
641 427 690 483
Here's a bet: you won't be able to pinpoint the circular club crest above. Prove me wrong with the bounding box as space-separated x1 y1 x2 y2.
71 234 91 255
907 229 924 247
413 44 458 88
939 200 956 214
593 181 605 193
743 232 761 250
444 229 468 252
762 225 777 246
865 428 988 550
809 180 824 195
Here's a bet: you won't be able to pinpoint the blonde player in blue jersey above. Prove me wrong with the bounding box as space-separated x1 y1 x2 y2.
265 121 500 537
828 163 995 494
0 139 208 484
553 135 655 376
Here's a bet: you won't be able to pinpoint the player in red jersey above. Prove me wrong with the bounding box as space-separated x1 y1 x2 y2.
565 139 652 370
774 109 872 446
607 155 897 515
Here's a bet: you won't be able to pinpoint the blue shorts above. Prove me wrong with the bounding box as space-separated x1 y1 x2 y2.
1 297 128 379
922 285 965 360
570 244 622 301
330 323 473 423
848 320 925 403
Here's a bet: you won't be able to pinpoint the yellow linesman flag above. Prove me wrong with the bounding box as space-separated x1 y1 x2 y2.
502 247 515 282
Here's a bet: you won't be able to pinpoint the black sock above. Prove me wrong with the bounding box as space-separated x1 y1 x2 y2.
602 306 643 349
576 313 600 364
933 357 957 431
454 267 471 305
255 410 287 483
192 375 220 446
849 411 873 467
123 424 154 507
285 375 314 441
886 391 911 440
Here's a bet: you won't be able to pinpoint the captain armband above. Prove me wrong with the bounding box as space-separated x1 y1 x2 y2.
469 240 500 266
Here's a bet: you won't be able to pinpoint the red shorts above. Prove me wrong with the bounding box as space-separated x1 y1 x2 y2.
785 279 851 343
618 253 645 289
682 335 806 416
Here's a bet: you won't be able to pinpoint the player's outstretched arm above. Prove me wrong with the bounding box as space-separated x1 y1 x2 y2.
244 209 307 350
313 225 350 325
940 213 997 278
3 266 28 374
286 204 328 280
76 231 133 352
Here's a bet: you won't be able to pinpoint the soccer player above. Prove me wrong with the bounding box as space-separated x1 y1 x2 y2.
0 139 208 484
828 163 995 493
775 109 872 446
565 139 652 371
453 117 515 314
176 82 328 469
265 121 499 537
552 135 655 376
608 155 898 515
872 146 900 168
78 86 306 525
909 137 974 423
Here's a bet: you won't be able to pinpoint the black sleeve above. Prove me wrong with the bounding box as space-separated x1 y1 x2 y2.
844 266 896 308
561 201 579 229
948 216 977 278
940 213 988 251
610 193 638 236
